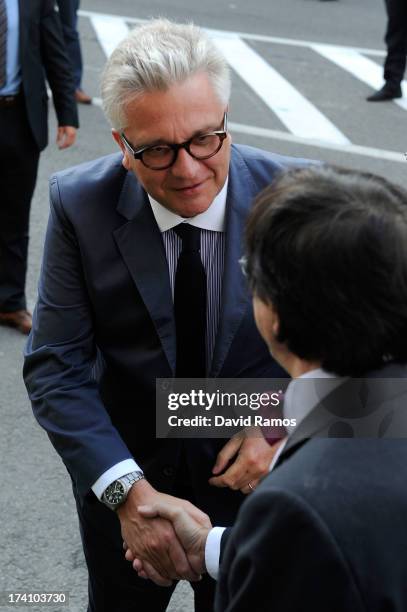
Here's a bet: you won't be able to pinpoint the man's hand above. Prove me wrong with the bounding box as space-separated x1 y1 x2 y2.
125 501 211 583
209 429 284 494
118 479 210 584
56 126 76 149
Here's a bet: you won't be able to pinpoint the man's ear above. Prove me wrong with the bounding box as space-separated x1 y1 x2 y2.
271 307 280 337
112 129 131 170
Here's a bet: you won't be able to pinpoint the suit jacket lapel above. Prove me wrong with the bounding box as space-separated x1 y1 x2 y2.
210 148 257 377
113 171 176 373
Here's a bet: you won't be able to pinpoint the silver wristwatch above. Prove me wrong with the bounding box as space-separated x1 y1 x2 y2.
101 470 145 511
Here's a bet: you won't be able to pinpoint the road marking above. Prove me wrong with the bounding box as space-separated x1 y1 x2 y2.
88 10 350 145
313 44 407 111
92 96 404 163
79 9 386 57
89 14 130 57
213 35 350 145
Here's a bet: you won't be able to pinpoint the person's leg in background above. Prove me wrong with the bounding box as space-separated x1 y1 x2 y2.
0 96 39 334
367 0 407 101
56 0 92 104
383 0 407 92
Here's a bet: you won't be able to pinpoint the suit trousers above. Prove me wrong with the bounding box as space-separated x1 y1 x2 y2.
76 481 217 612
384 0 407 87
0 97 40 311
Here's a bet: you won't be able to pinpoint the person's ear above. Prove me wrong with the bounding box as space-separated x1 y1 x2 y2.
112 129 132 170
270 306 280 338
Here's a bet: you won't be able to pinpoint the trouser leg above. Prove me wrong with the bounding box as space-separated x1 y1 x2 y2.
383 0 407 87
0 100 40 312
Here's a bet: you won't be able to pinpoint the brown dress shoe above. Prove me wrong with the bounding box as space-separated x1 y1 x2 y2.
0 309 32 335
75 89 92 105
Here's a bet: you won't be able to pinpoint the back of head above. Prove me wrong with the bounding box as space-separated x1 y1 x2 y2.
101 18 231 130
245 165 407 376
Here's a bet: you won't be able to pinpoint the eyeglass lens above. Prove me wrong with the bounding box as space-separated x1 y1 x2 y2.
142 133 223 169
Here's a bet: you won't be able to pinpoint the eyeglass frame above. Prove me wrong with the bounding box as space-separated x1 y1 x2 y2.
120 112 228 170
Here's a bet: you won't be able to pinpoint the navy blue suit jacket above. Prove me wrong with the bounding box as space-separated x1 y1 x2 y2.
216 364 407 611
24 145 304 519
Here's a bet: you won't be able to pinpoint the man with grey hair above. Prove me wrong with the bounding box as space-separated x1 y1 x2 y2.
24 18 306 611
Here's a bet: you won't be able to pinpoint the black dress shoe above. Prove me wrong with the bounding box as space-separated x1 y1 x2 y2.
367 84 402 102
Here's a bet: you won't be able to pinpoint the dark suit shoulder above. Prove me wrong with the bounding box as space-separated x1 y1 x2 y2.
218 483 364 612
50 153 127 218
269 438 407 501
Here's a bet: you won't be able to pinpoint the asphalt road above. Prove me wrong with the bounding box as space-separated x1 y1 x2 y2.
1 0 406 610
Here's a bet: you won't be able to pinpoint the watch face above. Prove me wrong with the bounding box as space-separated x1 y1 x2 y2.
105 481 125 505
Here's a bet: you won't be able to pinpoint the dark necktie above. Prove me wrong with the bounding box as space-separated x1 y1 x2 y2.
174 224 206 378
0 0 7 89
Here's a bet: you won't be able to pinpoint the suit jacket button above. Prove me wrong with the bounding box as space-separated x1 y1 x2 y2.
163 466 175 477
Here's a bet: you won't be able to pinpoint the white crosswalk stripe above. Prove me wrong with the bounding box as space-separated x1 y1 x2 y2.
212 35 350 145
90 13 129 57
89 14 130 58
313 44 407 112
79 9 406 164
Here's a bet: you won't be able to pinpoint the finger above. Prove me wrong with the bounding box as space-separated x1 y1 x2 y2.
139 501 210 530
57 128 76 149
132 558 143 572
64 130 76 148
210 454 248 490
180 501 212 528
137 559 173 587
56 128 64 148
137 503 185 524
123 541 128 551
132 513 195 580
212 434 243 475
208 474 228 488
167 537 201 582
240 479 259 495
125 548 136 562
59 133 73 149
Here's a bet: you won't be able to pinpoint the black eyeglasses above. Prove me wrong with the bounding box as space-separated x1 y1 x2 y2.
121 112 228 170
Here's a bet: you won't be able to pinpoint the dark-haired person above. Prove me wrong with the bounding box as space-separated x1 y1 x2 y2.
131 165 407 611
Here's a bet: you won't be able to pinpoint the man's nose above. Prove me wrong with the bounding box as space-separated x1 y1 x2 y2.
170 147 201 179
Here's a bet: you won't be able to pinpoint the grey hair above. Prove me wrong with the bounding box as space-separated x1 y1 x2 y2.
100 18 231 130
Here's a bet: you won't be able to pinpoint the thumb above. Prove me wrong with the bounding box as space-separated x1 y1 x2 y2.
137 502 183 524
137 504 159 518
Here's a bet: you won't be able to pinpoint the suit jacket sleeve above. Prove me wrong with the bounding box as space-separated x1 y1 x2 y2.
39 0 79 128
216 488 365 612
23 175 131 502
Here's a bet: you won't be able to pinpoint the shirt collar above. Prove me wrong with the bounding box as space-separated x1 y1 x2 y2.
147 178 228 233
283 367 344 434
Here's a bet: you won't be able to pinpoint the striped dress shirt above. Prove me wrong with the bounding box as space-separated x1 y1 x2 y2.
149 180 228 372
91 180 229 497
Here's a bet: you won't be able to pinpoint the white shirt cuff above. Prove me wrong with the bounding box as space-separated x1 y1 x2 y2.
91 459 141 499
205 526 226 580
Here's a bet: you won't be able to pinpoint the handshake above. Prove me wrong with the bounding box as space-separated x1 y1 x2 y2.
117 430 283 586
120 482 213 587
